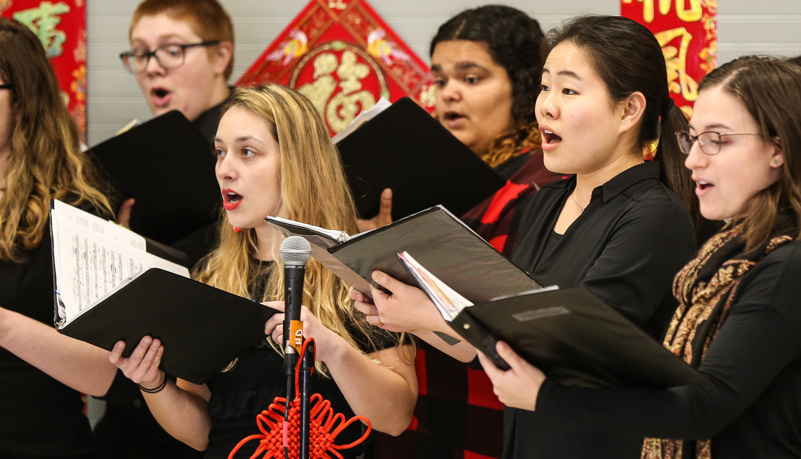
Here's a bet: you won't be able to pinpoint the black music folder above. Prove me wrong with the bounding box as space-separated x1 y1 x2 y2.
398 251 706 389
87 110 221 245
59 269 273 385
51 200 270 384
335 97 505 221
264 205 540 300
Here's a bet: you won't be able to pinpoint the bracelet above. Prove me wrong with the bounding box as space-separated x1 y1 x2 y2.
138 375 167 394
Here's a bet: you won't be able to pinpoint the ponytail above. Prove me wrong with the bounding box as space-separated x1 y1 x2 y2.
655 103 701 228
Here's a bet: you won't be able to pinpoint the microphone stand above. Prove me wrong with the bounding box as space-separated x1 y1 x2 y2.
299 341 315 459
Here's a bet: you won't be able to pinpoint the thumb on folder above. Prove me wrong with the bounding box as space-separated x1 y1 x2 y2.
356 188 393 232
478 340 545 412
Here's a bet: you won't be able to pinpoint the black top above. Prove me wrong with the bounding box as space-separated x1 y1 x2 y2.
0 222 94 457
505 161 696 458
537 241 801 458
204 265 400 459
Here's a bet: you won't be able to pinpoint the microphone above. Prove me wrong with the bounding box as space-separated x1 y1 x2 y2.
279 236 312 383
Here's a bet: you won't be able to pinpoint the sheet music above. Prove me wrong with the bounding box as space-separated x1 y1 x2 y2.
51 200 189 327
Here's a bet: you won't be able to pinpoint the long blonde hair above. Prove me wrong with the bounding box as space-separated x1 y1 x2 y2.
0 18 112 262
194 85 400 371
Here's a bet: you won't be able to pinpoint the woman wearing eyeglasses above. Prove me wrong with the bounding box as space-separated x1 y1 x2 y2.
121 0 233 142
482 55 801 459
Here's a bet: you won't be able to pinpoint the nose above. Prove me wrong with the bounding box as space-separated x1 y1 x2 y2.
438 80 460 103
537 90 557 120
144 52 166 75
683 137 707 171
215 152 237 182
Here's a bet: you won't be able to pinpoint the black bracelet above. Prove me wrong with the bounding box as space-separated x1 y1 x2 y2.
138 375 167 394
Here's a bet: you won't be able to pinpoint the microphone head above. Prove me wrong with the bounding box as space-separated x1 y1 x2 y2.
279 236 312 266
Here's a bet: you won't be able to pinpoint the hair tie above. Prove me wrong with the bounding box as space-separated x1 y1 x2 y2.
660 98 675 118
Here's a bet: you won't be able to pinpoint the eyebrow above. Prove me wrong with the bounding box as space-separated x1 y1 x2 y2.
431 61 489 73
541 68 582 80
688 123 733 132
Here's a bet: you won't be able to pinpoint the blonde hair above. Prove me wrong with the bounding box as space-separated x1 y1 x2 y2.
194 85 402 373
0 18 112 262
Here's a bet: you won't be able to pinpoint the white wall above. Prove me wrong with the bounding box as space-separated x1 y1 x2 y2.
86 0 801 146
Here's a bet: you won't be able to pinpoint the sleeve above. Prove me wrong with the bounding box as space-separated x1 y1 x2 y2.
536 244 801 439
581 194 696 329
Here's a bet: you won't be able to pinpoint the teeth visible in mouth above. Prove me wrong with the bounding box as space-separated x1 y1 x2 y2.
226 192 242 202
542 129 562 143
698 181 712 190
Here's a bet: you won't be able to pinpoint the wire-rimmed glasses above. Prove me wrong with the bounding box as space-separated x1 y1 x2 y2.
675 130 762 156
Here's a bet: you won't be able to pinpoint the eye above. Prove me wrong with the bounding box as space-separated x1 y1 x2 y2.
241 148 256 158
214 147 226 159
540 84 550 92
433 78 446 88
162 45 182 58
464 75 481 85
562 88 577 95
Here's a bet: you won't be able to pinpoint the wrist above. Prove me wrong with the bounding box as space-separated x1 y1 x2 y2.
138 372 167 394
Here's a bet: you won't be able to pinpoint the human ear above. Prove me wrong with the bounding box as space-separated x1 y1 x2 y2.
213 41 233 76
769 137 784 168
618 91 646 133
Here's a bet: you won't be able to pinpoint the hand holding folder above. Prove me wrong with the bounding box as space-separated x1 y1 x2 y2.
396 251 706 389
51 200 273 384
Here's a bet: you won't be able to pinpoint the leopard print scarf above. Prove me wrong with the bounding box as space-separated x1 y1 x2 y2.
641 227 793 459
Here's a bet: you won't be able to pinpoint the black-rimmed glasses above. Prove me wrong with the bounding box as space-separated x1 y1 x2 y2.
0 84 13 90
675 130 762 156
119 40 220 74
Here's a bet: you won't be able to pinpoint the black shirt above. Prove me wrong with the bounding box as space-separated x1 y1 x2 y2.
505 161 696 458
0 225 94 457
537 241 801 458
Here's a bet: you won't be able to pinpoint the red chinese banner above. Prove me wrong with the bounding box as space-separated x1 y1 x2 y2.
237 0 434 136
622 0 718 118
1 0 87 138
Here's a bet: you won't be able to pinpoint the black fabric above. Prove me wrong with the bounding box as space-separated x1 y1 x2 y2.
537 241 801 458
0 222 95 457
504 161 696 458
93 101 228 458
203 269 398 459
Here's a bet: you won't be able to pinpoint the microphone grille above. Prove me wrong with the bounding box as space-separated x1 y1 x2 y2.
279 236 312 266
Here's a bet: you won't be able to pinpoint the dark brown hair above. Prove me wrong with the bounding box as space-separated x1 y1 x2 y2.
545 15 699 225
431 5 544 167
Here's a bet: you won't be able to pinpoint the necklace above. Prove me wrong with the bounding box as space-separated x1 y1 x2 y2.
571 193 586 213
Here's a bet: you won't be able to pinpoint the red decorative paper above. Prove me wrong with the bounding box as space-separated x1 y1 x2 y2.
1 0 87 139
622 0 718 118
237 0 435 136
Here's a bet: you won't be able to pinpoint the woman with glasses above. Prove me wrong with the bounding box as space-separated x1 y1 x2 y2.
0 18 119 458
353 15 699 457
121 0 233 141
484 55 801 459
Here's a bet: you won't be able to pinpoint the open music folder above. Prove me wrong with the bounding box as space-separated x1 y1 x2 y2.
51 200 273 384
264 205 540 301
335 97 506 221
397 251 706 389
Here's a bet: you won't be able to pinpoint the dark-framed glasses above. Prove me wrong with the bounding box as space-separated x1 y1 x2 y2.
0 83 13 90
675 130 762 156
119 40 220 74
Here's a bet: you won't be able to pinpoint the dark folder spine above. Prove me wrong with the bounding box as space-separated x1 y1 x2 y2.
450 311 511 371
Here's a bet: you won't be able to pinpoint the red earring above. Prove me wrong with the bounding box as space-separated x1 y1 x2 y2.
233 226 242 233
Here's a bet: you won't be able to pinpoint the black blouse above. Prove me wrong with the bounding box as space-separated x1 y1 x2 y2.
536 241 801 458
504 161 697 458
